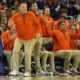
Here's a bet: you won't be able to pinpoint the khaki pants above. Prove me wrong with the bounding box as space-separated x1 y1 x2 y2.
41 51 54 72
71 50 80 71
3 50 24 71
55 50 80 71
32 38 43 71
13 38 34 72
3 50 12 70
77 40 80 46
55 50 72 70
78 64 80 71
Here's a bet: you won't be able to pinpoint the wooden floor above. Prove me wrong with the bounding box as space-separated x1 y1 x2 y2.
0 76 80 80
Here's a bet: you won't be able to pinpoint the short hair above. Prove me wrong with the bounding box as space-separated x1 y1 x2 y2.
30 1 37 7
60 9 68 14
59 21 65 26
19 1 27 6
43 6 50 13
58 15 66 19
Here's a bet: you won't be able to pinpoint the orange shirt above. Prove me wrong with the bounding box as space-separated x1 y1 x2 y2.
38 15 54 36
1 30 16 51
69 31 78 50
38 14 47 36
73 21 80 33
47 16 54 36
54 20 70 32
31 11 42 37
48 30 80 52
70 39 77 50
12 12 40 40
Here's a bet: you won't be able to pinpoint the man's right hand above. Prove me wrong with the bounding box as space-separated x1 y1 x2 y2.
11 33 16 40
36 32 41 40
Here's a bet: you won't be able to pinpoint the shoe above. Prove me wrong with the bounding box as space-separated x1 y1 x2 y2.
9 70 19 76
59 73 69 76
23 72 31 77
62 70 72 75
71 70 80 75
36 69 45 74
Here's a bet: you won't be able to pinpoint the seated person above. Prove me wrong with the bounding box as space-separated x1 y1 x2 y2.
1 26 24 71
48 21 80 74
70 24 80 72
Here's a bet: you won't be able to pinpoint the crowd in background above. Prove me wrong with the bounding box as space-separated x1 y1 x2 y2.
0 0 80 30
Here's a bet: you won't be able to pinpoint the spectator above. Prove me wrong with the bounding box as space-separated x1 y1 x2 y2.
37 0 45 10
2 26 24 71
60 9 68 18
51 0 67 20
70 25 78 50
73 13 80 49
74 0 80 12
0 9 6 25
61 0 69 7
69 24 80 72
11 0 19 12
60 9 75 23
73 13 80 33
1 0 8 9
67 0 78 17
1 16 10 31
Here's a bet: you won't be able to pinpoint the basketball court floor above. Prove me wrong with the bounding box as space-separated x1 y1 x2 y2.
0 75 80 80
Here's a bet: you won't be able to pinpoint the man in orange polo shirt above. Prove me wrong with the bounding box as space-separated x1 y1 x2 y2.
42 6 54 44
48 21 80 74
1 27 24 71
73 13 80 49
69 25 78 50
9 2 41 76
30 2 45 74
69 24 80 72
30 2 55 74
